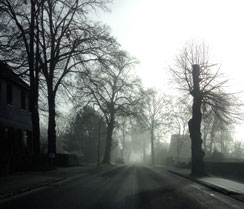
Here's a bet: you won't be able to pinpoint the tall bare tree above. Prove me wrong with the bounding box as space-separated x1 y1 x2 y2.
140 89 169 165
80 51 144 164
0 0 117 164
36 0 116 159
0 0 42 154
170 41 243 176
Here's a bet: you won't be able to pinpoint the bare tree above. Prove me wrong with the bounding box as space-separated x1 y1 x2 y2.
34 0 117 159
0 0 116 161
80 51 144 164
129 117 150 163
169 97 191 163
140 89 169 165
0 0 43 154
202 110 234 157
231 141 244 159
115 117 130 161
170 41 243 176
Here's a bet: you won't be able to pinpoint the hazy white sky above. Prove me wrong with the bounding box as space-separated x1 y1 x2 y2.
99 0 244 89
97 0 244 140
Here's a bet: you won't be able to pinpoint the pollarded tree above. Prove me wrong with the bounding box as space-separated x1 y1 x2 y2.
80 51 144 164
170 41 243 176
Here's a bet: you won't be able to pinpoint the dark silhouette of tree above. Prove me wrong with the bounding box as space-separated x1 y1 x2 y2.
61 106 107 163
35 0 117 160
188 64 207 176
0 0 42 154
80 51 144 164
170 41 243 176
0 0 117 163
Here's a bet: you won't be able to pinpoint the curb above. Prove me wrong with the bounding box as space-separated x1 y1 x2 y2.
167 170 244 203
0 177 65 200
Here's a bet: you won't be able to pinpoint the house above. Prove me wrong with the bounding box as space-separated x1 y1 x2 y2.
168 134 191 164
0 61 32 173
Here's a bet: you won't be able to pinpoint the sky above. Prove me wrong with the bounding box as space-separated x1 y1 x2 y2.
97 0 244 140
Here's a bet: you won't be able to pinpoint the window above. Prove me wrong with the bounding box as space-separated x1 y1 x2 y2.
7 84 12 105
21 90 26 109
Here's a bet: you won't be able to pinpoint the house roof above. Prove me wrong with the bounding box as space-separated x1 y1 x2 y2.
0 61 30 90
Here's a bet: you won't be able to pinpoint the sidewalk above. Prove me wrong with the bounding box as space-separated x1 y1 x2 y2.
160 165 244 202
0 165 100 199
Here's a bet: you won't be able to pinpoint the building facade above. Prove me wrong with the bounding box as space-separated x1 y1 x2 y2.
0 61 32 173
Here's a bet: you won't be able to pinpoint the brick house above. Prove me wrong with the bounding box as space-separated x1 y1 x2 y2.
0 61 32 173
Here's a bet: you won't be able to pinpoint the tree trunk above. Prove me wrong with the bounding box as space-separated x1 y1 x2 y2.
142 136 146 163
189 64 207 177
29 77 40 154
220 129 224 154
102 118 114 164
176 131 181 163
121 126 125 159
150 124 155 165
47 91 56 166
97 118 102 166
29 0 40 155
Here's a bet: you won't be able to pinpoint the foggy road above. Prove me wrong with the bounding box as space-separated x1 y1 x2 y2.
0 166 242 209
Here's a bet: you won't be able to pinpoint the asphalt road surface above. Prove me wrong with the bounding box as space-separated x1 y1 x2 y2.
0 165 243 209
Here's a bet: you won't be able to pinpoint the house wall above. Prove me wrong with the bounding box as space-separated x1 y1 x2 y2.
0 75 33 174
0 78 32 131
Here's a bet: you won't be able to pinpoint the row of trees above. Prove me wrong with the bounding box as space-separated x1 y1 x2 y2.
52 40 243 169
0 0 145 164
1 1 242 172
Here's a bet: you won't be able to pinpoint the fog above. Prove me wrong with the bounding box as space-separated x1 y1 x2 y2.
1 1 244 208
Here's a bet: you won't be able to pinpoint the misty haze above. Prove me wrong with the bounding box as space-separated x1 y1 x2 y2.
0 1 244 209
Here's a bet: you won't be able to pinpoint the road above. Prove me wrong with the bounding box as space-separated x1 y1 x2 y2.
0 165 243 209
